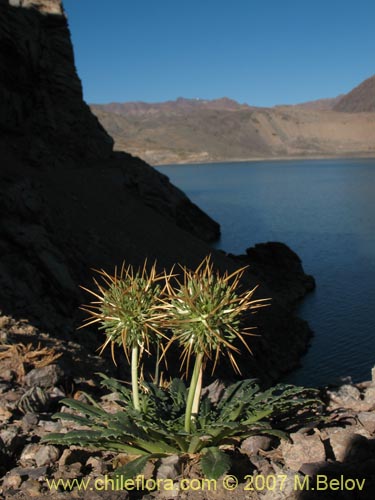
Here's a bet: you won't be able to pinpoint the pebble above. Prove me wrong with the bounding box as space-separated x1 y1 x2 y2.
240 435 273 455
21 412 39 431
21 478 42 497
156 454 180 480
0 426 21 452
20 443 42 464
24 364 64 388
86 456 107 475
35 444 61 466
2 472 23 491
38 419 62 432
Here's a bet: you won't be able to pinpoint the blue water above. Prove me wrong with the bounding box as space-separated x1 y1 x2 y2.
157 159 375 387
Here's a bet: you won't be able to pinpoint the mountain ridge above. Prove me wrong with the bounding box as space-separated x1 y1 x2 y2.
91 75 375 165
333 74 375 112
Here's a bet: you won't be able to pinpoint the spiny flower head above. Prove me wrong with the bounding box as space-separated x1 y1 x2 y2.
80 261 169 364
162 256 270 375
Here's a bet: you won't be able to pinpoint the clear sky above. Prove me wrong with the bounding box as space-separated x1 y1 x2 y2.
63 0 375 107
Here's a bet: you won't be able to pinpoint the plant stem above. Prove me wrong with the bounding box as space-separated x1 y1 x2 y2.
184 352 203 433
191 364 203 416
131 342 141 411
154 342 160 386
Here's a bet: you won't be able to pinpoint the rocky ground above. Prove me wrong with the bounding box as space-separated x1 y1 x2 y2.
1 314 375 500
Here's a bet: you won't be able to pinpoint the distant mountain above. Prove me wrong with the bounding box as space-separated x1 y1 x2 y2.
94 97 251 117
91 76 375 165
333 75 375 112
290 95 344 111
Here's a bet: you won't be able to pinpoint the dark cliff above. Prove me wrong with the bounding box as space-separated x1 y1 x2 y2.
0 0 313 383
0 0 113 167
0 0 219 241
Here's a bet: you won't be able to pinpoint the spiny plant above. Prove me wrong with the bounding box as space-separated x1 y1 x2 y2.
45 375 320 479
43 256 322 480
79 260 170 411
161 256 270 432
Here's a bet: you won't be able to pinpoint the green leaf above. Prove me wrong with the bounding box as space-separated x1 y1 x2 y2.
59 398 106 418
114 454 166 480
51 412 100 427
200 447 231 480
41 430 103 446
188 434 206 454
258 428 289 441
242 408 273 424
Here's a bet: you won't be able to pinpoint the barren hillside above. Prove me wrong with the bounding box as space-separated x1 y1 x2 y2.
92 100 375 165
333 74 375 113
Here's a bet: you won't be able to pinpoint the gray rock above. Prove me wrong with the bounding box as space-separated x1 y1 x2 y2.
156 455 180 480
55 461 82 479
2 472 23 491
249 455 274 476
328 384 370 411
86 456 107 475
299 460 329 476
281 432 326 471
20 478 42 497
24 364 63 388
240 435 273 455
327 427 371 462
20 0 64 15
34 444 60 466
0 426 21 452
364 386 375 406
21 412 39 431
20 443 43 464
334 384 361 401
358 411 375 434
262 464 304 500
37 419 62 432
201 379 226 404
5 466 47 480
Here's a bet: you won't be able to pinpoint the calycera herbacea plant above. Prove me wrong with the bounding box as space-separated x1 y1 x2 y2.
79 260 171 411
161 256 270 432
43 256 323 479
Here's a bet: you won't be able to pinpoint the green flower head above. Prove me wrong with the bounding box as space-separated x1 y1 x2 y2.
80 261 169 364
163 256 270 375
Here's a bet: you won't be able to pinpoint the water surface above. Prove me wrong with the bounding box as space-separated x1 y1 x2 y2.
157 159 375 386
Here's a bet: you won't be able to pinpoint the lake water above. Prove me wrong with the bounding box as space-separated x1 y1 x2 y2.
157 159 375 387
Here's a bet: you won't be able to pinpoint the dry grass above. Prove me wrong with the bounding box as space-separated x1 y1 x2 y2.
0 342 62 382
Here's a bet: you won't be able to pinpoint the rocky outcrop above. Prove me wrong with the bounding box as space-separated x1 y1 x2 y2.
234 242 316 308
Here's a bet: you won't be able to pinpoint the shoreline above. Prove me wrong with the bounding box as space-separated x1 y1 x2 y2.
153 152 375 167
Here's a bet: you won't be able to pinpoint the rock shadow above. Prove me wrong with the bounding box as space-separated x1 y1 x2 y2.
298 434 375 499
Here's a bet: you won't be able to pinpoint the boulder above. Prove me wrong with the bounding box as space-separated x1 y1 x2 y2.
280 432 326 471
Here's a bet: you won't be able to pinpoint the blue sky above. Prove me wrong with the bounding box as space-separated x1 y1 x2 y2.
63 0 375 107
